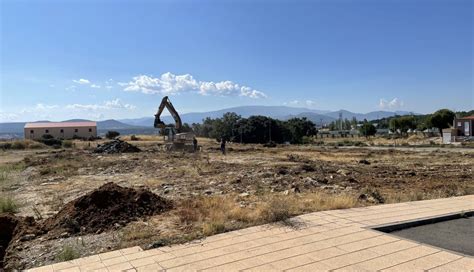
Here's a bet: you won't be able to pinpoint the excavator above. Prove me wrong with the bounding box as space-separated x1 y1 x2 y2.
154 96 195 151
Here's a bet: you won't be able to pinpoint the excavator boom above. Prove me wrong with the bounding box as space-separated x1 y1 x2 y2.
154 96 182 132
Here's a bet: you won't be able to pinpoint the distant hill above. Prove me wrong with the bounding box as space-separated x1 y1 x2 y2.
0 106 416 138
325 110 414 121
282 112 336 125
118 106 411 127
119 105 330 127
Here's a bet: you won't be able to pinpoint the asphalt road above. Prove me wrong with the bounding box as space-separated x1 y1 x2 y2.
391 216 474 256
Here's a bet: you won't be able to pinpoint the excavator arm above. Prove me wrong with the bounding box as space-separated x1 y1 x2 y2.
154 96 182 132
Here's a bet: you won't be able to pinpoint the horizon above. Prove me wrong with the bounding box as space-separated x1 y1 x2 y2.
0 104 420 124
1 0 473 122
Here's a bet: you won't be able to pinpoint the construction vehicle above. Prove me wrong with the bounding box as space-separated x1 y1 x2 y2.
154 96 195 151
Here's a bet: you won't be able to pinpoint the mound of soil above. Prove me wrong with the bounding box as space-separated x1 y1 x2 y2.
43 183 171 235
0 214 40 269
94 140 141 154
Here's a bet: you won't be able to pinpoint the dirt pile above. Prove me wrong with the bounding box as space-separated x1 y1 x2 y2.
0 214 40 270
43 183 171 235
94 140 141 154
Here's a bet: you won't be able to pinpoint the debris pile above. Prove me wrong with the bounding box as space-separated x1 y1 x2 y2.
94 139 141 154
43 182 171 235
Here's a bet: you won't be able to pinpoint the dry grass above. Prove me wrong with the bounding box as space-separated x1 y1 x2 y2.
0 195 19 213
175 192 359 237
120 222 159 245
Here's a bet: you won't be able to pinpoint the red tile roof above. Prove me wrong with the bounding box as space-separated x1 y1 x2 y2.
24 122 97 128
457 116 474 120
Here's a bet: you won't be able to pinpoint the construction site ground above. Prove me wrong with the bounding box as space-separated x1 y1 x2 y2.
1 136 473 270
29 195 474 272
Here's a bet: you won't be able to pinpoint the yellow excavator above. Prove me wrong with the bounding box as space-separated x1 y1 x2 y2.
154 96 195 151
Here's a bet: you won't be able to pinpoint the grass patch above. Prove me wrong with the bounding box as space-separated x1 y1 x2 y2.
175 192 359 238
120 223 158 244
62 140 73 148
261 196 291 223
0 162 26 187
0 140 47 150
55 245 80 262
0 195 19 213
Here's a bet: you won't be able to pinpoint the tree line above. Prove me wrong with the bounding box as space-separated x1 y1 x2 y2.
330 109 465 137
183 112 317 144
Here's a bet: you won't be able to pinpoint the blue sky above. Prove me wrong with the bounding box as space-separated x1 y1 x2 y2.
0 0 472 122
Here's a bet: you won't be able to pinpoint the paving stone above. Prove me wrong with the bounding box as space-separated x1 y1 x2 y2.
428 257 474 272
105 261 134 271
348 245 440 271
381 251 463 272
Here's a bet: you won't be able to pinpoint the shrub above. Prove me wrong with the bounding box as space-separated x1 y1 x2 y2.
261 197 291 223
11 141 26 150
0 196 19 213
29 143 45 149
130 135 139 141
106 131 120 139
63 140 73 148
55 245 80 262
202 221 226 236
37 134 63 147
0 143 12 150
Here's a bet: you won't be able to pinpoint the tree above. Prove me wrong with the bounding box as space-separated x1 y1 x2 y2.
285 118 317 144
429 109 455 134
389 116 416 135
105 131 120 139
180 123 193 133
359 122 376 138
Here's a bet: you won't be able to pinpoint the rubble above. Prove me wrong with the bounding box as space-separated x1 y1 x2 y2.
93 140 141 154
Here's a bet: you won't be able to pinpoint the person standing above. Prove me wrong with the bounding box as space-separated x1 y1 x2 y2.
193 137 198 152
220 137 226 155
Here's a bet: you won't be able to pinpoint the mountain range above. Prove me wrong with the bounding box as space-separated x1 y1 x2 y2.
118 106 412 127
0 106 413 137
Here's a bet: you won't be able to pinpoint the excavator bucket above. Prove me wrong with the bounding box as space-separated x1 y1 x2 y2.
154 116 166 129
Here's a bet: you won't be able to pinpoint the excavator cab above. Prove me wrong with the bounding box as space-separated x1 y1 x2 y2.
153 96 195 151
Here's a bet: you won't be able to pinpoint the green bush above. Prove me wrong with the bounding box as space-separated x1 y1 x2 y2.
0 143 12 150
37 135 63 147
56 245 80 262
106 131 120 139
130 135 139 141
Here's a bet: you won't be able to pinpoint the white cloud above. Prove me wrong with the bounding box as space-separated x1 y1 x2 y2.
35 103 59 110
66 99 136 111
72 78 91 85
122 72 266 98
66 85 76 91
284 99 317 108
0 112 19 122
379 98 404 110
91 84 101 89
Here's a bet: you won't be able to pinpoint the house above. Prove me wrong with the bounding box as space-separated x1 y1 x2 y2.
454 116 474 137
24 122 97 140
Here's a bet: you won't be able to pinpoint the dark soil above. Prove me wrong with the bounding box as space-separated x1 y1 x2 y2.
0 214 41 270
43 182 172 236
94 140 141 154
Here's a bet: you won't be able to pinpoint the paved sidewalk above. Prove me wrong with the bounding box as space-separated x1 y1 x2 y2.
29 195 474 272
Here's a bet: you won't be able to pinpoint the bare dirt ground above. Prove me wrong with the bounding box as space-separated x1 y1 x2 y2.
1 136 473 269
